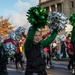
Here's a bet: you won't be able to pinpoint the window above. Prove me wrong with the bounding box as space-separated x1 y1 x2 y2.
71 1 74 8
57 3 62 12
45 7 49 14
51 5 55 12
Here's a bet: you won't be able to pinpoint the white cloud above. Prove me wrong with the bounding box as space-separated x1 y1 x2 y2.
28 0 39 6
15 0 31 14
9 0 39 33
10 13 26 26
9 12 30 33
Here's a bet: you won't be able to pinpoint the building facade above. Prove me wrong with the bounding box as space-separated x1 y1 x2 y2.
39 0 75 17
39 0 74 35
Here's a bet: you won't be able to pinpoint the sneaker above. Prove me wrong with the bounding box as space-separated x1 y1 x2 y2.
72 69 75 74
46 65 50 69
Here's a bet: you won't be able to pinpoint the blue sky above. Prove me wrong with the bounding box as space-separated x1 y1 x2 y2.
0 0 21 16
0 0 39 16
0 0 39 32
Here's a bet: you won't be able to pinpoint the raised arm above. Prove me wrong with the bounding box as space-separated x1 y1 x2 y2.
71 27 75 43
24 26 37 50
40 29 58 48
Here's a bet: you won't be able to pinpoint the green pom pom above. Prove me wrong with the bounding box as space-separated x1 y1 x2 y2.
26 6 48 29
69 14 75 26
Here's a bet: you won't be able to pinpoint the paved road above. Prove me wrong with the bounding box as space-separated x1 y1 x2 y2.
1 59 73 75
46 60 72 75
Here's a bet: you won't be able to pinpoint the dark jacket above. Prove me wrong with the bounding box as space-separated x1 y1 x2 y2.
0 43 6 61
0 43 8 71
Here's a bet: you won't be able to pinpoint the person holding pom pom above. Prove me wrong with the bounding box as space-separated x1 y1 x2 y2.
0 36 8 74
24 6 58 75
69 14 75 74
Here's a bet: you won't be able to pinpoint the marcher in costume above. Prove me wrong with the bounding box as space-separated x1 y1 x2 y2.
66 40 74 70
69 14 75 74
24 26 58 75
14 42 24 70
70 14 75 53
0 37 8 74
24 6 58 75
24 6 68 75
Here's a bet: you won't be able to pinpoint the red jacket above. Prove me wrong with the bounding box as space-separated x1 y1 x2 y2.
67 44 73 52
44 46 50 52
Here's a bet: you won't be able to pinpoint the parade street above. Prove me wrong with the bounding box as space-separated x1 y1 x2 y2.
4 59 72 75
